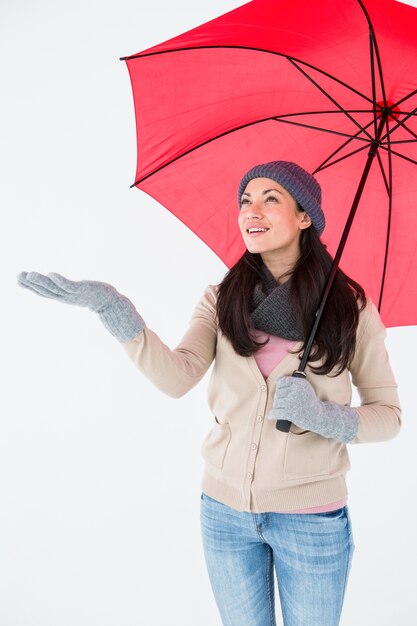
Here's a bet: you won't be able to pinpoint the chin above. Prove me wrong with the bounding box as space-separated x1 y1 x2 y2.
245 242 270 254
245 245 263 254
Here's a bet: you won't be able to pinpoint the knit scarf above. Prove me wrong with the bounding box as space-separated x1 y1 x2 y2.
250 265 303 341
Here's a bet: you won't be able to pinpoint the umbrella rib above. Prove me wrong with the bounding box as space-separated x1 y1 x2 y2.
369 29 379 139
375 151 390 197
131 114 292 185
389 139 417 145
289 58 374 106
388 123 417 142
357 0 387 105
394 87 417 108
381 106 417 143
276 109 372 118
121 45 374 106
132 114 366 186
377 121 394 312
287 58 373 141
378 145 417 168
272 117 369 142
313 144 370 174
311 117 376 173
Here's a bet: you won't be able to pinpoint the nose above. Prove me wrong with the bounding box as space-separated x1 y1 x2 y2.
245 200 263 217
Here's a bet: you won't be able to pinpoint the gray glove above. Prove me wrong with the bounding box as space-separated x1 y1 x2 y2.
18 272 145 342
269 376 359 443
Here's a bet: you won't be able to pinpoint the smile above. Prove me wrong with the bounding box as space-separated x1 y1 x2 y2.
247 227 270 236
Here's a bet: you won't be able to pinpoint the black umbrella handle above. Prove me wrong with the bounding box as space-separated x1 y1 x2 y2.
275 370 306 432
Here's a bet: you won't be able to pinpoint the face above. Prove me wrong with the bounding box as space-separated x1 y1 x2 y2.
238 177 312 260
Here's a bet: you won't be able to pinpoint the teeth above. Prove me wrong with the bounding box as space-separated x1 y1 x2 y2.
248 227 268 233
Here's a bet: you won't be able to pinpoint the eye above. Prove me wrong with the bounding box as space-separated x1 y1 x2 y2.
240 198 250 207
265 195 279 202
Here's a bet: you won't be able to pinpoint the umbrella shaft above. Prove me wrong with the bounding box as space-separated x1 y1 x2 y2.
298 110 388 373
276 111 389 433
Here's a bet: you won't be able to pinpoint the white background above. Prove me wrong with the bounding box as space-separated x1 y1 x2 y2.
1 1 417 625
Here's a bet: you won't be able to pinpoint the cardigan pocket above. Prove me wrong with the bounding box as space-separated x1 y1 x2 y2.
283 431 330 479
201 418 231 469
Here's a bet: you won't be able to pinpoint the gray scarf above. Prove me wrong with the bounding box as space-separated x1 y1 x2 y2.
250 266 303 340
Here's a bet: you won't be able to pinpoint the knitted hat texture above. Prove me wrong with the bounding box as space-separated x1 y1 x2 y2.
238 161 325 236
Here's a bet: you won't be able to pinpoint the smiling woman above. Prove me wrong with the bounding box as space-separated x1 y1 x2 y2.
17 159 401 626
218 161 368 372
206 160 401 625
6 0 416 623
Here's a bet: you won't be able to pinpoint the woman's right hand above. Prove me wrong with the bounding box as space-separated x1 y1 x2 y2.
18 272 145 342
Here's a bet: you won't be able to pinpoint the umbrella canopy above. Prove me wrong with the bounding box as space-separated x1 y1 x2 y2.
121 0 417 328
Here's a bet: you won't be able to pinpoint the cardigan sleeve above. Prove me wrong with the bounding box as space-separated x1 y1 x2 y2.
121 285 218 398
350 299 402 443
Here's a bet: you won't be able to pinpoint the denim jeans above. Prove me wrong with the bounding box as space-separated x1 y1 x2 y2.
200 493 354 626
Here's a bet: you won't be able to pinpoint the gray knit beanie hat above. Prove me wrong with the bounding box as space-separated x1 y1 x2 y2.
238 161 325 236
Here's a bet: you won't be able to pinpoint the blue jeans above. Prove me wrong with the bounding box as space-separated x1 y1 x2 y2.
200 493 354 626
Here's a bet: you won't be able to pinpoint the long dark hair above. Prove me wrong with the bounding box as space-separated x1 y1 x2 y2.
216 227 366 375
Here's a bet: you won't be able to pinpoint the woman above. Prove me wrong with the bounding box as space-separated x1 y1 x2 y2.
18 161 401 626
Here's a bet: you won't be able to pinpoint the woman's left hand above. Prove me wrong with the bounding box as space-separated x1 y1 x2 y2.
268 376 359 443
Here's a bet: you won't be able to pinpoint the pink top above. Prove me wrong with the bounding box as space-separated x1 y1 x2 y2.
252 328 348 514
251 329 297 379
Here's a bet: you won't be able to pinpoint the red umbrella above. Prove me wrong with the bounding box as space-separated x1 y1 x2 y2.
121 0 417 329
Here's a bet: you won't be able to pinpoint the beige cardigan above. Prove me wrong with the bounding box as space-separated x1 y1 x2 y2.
123 285 401 513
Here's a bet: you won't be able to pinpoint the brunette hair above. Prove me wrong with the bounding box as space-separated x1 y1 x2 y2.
216 226 366 375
